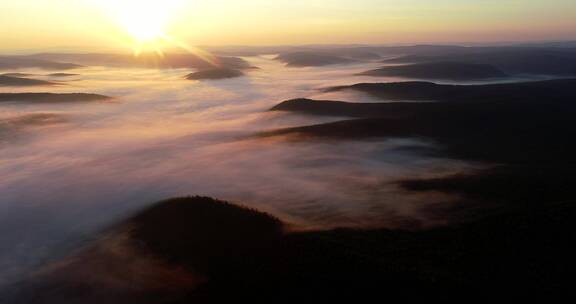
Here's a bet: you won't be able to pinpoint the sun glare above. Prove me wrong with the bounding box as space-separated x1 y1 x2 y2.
92 0 220 64
96 0 183 46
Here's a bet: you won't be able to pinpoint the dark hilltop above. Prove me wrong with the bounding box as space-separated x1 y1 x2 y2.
0 56 81 70
0 92 111 103
276 51 357 67
384 47 576 77
185 68 245 80
16 195 575 302
359 62 509 81
0 75 58 87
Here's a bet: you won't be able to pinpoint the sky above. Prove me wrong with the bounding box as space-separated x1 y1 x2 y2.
0 0 575 51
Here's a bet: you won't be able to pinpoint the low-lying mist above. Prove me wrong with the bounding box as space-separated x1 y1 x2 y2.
0 56 478 287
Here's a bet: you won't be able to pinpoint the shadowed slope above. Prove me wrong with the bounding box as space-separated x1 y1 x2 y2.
140 197 576 297
128 196 283 273
14 194 576 302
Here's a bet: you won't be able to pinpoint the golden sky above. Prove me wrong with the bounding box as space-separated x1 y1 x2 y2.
1 0 575 51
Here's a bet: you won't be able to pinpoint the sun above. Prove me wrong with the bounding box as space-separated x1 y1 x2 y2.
96 0 183 44
92 0 220 65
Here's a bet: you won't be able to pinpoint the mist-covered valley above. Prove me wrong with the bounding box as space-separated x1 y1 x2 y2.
1 43 576 301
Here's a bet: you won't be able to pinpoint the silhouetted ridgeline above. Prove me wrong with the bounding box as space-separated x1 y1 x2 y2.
270 79 576 164
267 78 576 256
270 45 576 77
1 73 35 77
0 75 57 87
360 62 508 81
0 56 81 70
327 78 576 102
185 68 244 80
270 98 417 118
210 44 483 58
0 93 111 103
326 49 381 60
6 44 576 301
209 45 468 57
212 43 575 64
23 53 253 70
385 47 576 76
2 73 79 78
131 196 576 297
128 197 283 272
46 73 79 77
17 195 574 301
276 52 357 67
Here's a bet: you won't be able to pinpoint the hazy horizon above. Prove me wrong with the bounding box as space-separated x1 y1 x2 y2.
2 39 576 55
1 0 575 53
